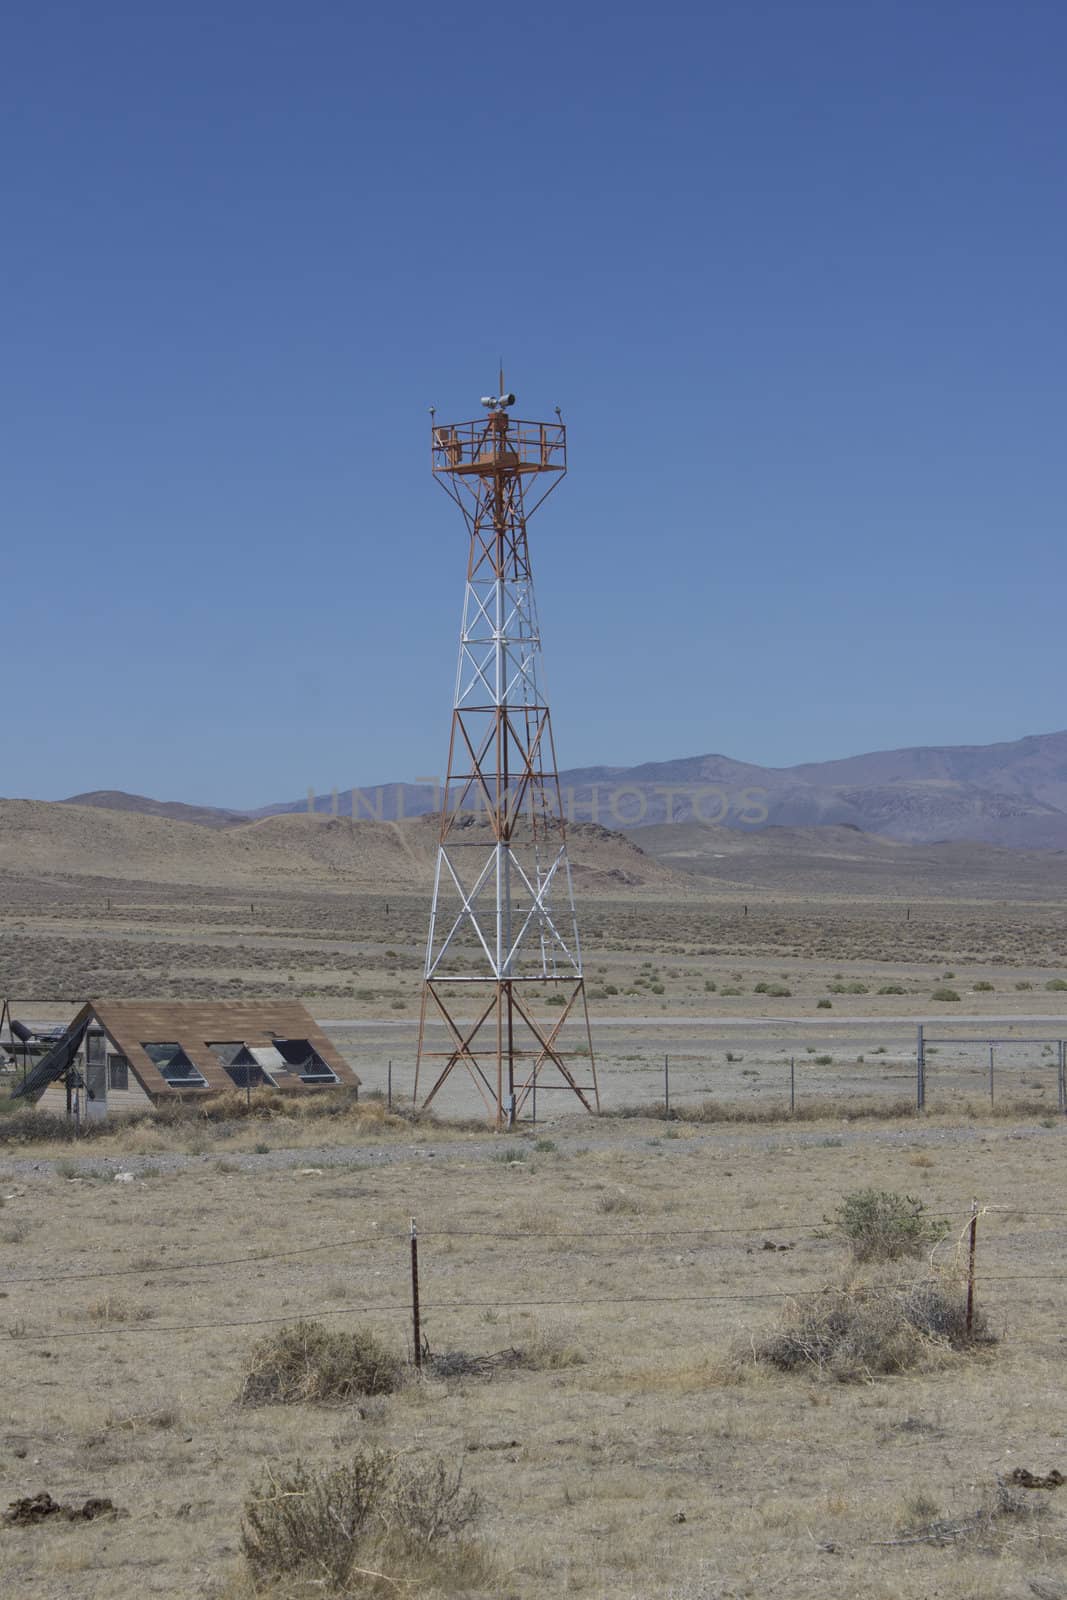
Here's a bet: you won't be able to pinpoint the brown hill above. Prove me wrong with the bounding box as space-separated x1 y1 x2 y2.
61 790 245 829
0 801 686 896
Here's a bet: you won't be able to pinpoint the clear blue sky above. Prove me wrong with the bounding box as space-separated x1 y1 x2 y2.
4 1 1065 808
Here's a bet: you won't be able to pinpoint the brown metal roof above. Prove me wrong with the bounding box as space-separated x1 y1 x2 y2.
86 1000 360 1098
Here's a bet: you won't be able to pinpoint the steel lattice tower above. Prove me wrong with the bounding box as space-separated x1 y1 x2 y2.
413 383 599 1129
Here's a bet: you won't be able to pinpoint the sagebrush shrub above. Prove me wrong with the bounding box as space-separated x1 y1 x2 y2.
242 1450 393 1588
242 1448 480 1592
388 1456 481 1549
830 1189 947 1262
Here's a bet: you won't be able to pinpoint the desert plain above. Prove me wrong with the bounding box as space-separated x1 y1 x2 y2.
1 798 1067 1597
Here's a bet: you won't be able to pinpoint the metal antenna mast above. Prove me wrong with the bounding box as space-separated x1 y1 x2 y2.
414 385 599 1129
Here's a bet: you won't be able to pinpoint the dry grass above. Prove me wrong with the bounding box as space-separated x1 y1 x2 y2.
746 1268 993 1381
1 1112 1065 1599
606 1096 918 1124
240 1322 405 1406
79 1295 153 1325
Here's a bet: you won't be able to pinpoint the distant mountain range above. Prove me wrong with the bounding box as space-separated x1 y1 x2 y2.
56 729 1067 849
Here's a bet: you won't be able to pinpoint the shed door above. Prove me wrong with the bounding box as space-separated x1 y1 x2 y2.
84 1033 108 1119
85 1060 107 1117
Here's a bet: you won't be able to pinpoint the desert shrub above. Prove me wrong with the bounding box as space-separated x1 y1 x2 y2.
931 987 961 1002
242 1448 482 1593
902 1274 987 1345
754 982 791 997
0 1109 110 1145
704 979 717 992
973 980 995 992
878 984 906 995
815 1054 832 1065
242 1450 392 1588
750 1272 991 1382
1015 980 1033 991
240 1320 403 1406
1045 978 1067 992
830 1189 947 1262
828 981 869 995
597 1191 640 1215
817 998 832 1009
388 1455 481 1549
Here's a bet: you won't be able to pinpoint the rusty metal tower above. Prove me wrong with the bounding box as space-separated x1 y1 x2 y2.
413 381 598 1129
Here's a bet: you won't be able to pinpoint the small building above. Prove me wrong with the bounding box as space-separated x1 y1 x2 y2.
13 1000 360 1119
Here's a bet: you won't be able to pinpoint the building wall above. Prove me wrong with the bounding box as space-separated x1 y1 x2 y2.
34 1016 156 1118
36 1066 155 1117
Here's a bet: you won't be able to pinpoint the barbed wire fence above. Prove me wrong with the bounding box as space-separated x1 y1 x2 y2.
4 1202 1066 1374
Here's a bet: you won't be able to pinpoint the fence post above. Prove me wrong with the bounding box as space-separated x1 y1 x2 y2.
989 1043 995 1108
387 1059 392 1111
1059 1042 1065 1115
410 1218 422 1371
916 1024 925 1111
789 1055 796 1115
965 1199 979 1336
664 1054 670 1120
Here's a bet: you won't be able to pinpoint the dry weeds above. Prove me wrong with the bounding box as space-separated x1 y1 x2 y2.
240 1322 404 1406
1 1089 1065 1597
746 1267 993 1381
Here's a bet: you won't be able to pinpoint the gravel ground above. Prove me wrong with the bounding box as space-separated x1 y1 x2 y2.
2 1112 1058 1182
